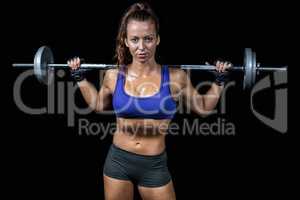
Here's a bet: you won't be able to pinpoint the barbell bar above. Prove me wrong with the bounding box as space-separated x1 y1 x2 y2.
12 46 287 89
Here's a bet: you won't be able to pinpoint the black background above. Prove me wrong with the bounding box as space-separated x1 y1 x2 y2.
7 0 292 199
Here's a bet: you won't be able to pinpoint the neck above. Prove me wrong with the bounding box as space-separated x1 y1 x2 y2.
129 59 160 76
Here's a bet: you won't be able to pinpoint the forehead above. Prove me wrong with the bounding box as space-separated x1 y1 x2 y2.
126 20 156 36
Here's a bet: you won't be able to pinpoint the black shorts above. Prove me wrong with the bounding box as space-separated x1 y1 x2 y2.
103 144 172 187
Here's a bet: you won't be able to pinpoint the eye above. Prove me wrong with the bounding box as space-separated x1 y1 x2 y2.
144 36 154 42
131 38 138 43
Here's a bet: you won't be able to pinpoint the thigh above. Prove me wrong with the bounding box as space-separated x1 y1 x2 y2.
103 175 134 200
138 180 176 200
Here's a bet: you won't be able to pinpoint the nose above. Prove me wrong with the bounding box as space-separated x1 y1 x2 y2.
138 41 145 51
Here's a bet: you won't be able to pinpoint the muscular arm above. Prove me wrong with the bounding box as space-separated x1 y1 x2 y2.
76 69 117 113
173 69 224 116
184 79 223 116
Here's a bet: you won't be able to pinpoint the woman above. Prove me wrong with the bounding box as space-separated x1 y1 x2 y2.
68 2 231 200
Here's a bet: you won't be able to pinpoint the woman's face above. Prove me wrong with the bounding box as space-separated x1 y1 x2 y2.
125 19 160 64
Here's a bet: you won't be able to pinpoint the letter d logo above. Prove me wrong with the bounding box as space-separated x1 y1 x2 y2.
251 71 288 134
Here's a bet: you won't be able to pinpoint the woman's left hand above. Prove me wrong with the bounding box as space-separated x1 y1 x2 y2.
205 59 233 86
214 60 233 73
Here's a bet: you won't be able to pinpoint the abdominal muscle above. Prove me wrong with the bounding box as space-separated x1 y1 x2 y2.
113 117 171 156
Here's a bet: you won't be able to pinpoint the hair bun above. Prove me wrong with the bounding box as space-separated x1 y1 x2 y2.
135 1 150 11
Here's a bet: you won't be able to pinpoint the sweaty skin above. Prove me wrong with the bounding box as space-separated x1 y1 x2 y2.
68 20 228 156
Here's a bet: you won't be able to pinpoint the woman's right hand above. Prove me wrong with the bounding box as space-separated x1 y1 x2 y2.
67 57 81 70
68 57 87 82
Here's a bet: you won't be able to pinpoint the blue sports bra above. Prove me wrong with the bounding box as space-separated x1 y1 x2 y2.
112 65 177 119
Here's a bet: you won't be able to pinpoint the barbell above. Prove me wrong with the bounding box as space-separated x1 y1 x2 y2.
12 46 287 89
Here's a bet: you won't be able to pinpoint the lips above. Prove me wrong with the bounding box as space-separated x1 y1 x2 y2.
137 53 147 59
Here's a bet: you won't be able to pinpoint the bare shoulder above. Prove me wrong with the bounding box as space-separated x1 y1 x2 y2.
105 68 119 79
168 67 189 85
102 68 119 92
167 67 190 98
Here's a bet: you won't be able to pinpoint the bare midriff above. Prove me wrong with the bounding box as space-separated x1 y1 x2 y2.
113 117 172 156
